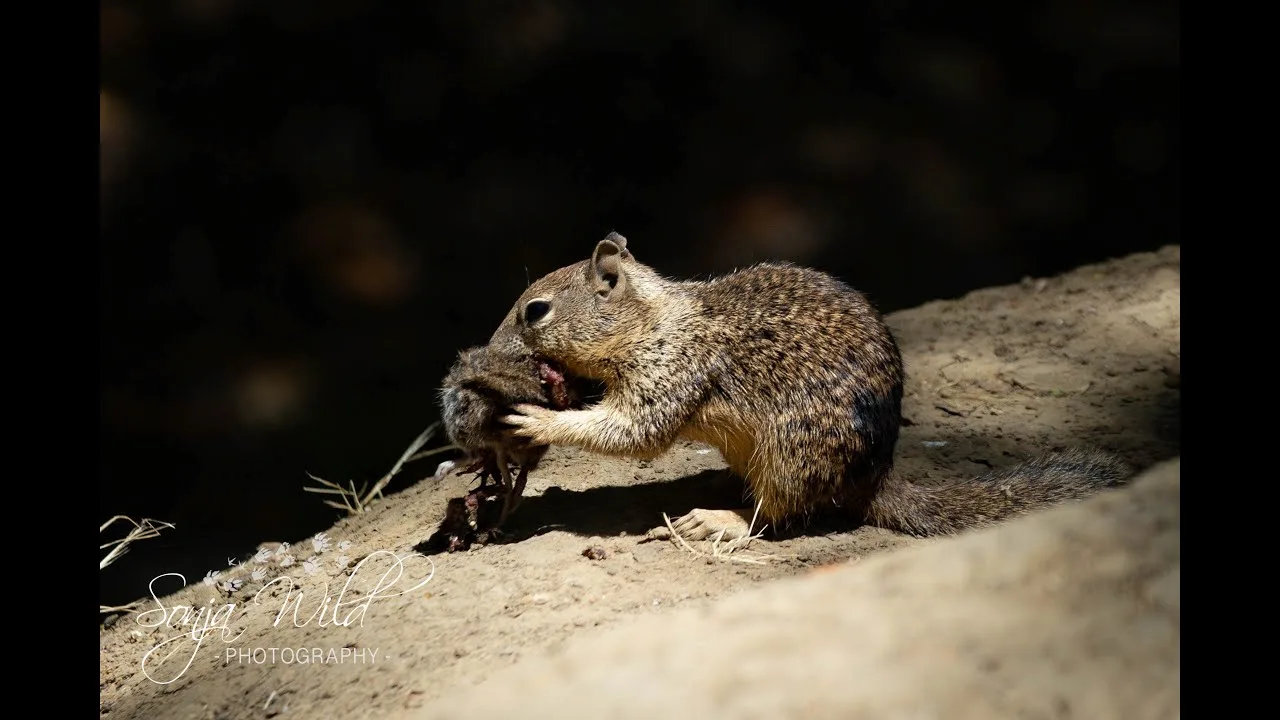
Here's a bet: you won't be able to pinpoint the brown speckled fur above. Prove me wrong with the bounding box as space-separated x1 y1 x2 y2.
439 345 553 483
489 233 1134 537
868 448 1132 535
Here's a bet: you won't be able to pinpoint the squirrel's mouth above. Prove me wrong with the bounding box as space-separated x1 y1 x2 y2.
535 358 567 389
535 358 573 410
535 357 602 410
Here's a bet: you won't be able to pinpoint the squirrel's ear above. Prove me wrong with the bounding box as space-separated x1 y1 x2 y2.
590 236 628 299
601 231 631 258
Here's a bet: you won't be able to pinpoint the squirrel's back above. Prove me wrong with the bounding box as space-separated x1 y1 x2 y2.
686 262 904 433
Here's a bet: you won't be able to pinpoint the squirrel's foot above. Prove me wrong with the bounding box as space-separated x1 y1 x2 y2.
666 508 757 542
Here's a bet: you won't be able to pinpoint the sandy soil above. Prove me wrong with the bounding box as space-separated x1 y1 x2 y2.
99 245 1180 720
423 457 1179 720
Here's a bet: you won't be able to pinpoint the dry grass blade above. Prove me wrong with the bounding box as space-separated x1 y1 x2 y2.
366 422 442 501
101 516 176 613
661 512 706 557
100 515 175 572
406 443 460 463
304 423 455 515
709 501 775 564
303 473 371 513
710 530 773 565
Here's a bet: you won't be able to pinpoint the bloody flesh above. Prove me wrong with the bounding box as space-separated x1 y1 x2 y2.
537 360 573 410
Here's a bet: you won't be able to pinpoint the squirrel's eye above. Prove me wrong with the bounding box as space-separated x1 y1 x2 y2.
524 299 552 324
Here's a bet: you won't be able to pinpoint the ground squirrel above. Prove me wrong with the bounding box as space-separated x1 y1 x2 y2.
439 344 587 522
493 233 1134 541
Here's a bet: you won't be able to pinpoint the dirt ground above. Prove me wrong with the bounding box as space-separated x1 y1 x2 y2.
99 245 1180 720
423 456 1179 720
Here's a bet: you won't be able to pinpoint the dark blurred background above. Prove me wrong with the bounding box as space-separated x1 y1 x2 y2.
99 0 1179 605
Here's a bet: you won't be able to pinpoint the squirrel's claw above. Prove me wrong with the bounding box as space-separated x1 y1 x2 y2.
500 422 532 438
500 403 555 440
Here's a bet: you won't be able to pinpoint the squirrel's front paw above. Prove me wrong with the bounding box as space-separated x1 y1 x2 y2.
500 403 557 443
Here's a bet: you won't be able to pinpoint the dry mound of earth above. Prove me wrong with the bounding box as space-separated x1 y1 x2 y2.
424 457 1179 720
99 246 1180 720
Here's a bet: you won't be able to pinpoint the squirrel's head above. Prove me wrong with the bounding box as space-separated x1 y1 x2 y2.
488 231 655 381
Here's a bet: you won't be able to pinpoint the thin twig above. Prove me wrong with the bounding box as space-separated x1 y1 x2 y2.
405 443 460 463
304 423 451 514
366 422 442 501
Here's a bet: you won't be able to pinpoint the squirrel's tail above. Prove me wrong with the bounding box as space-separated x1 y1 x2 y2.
866 447 1135 537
